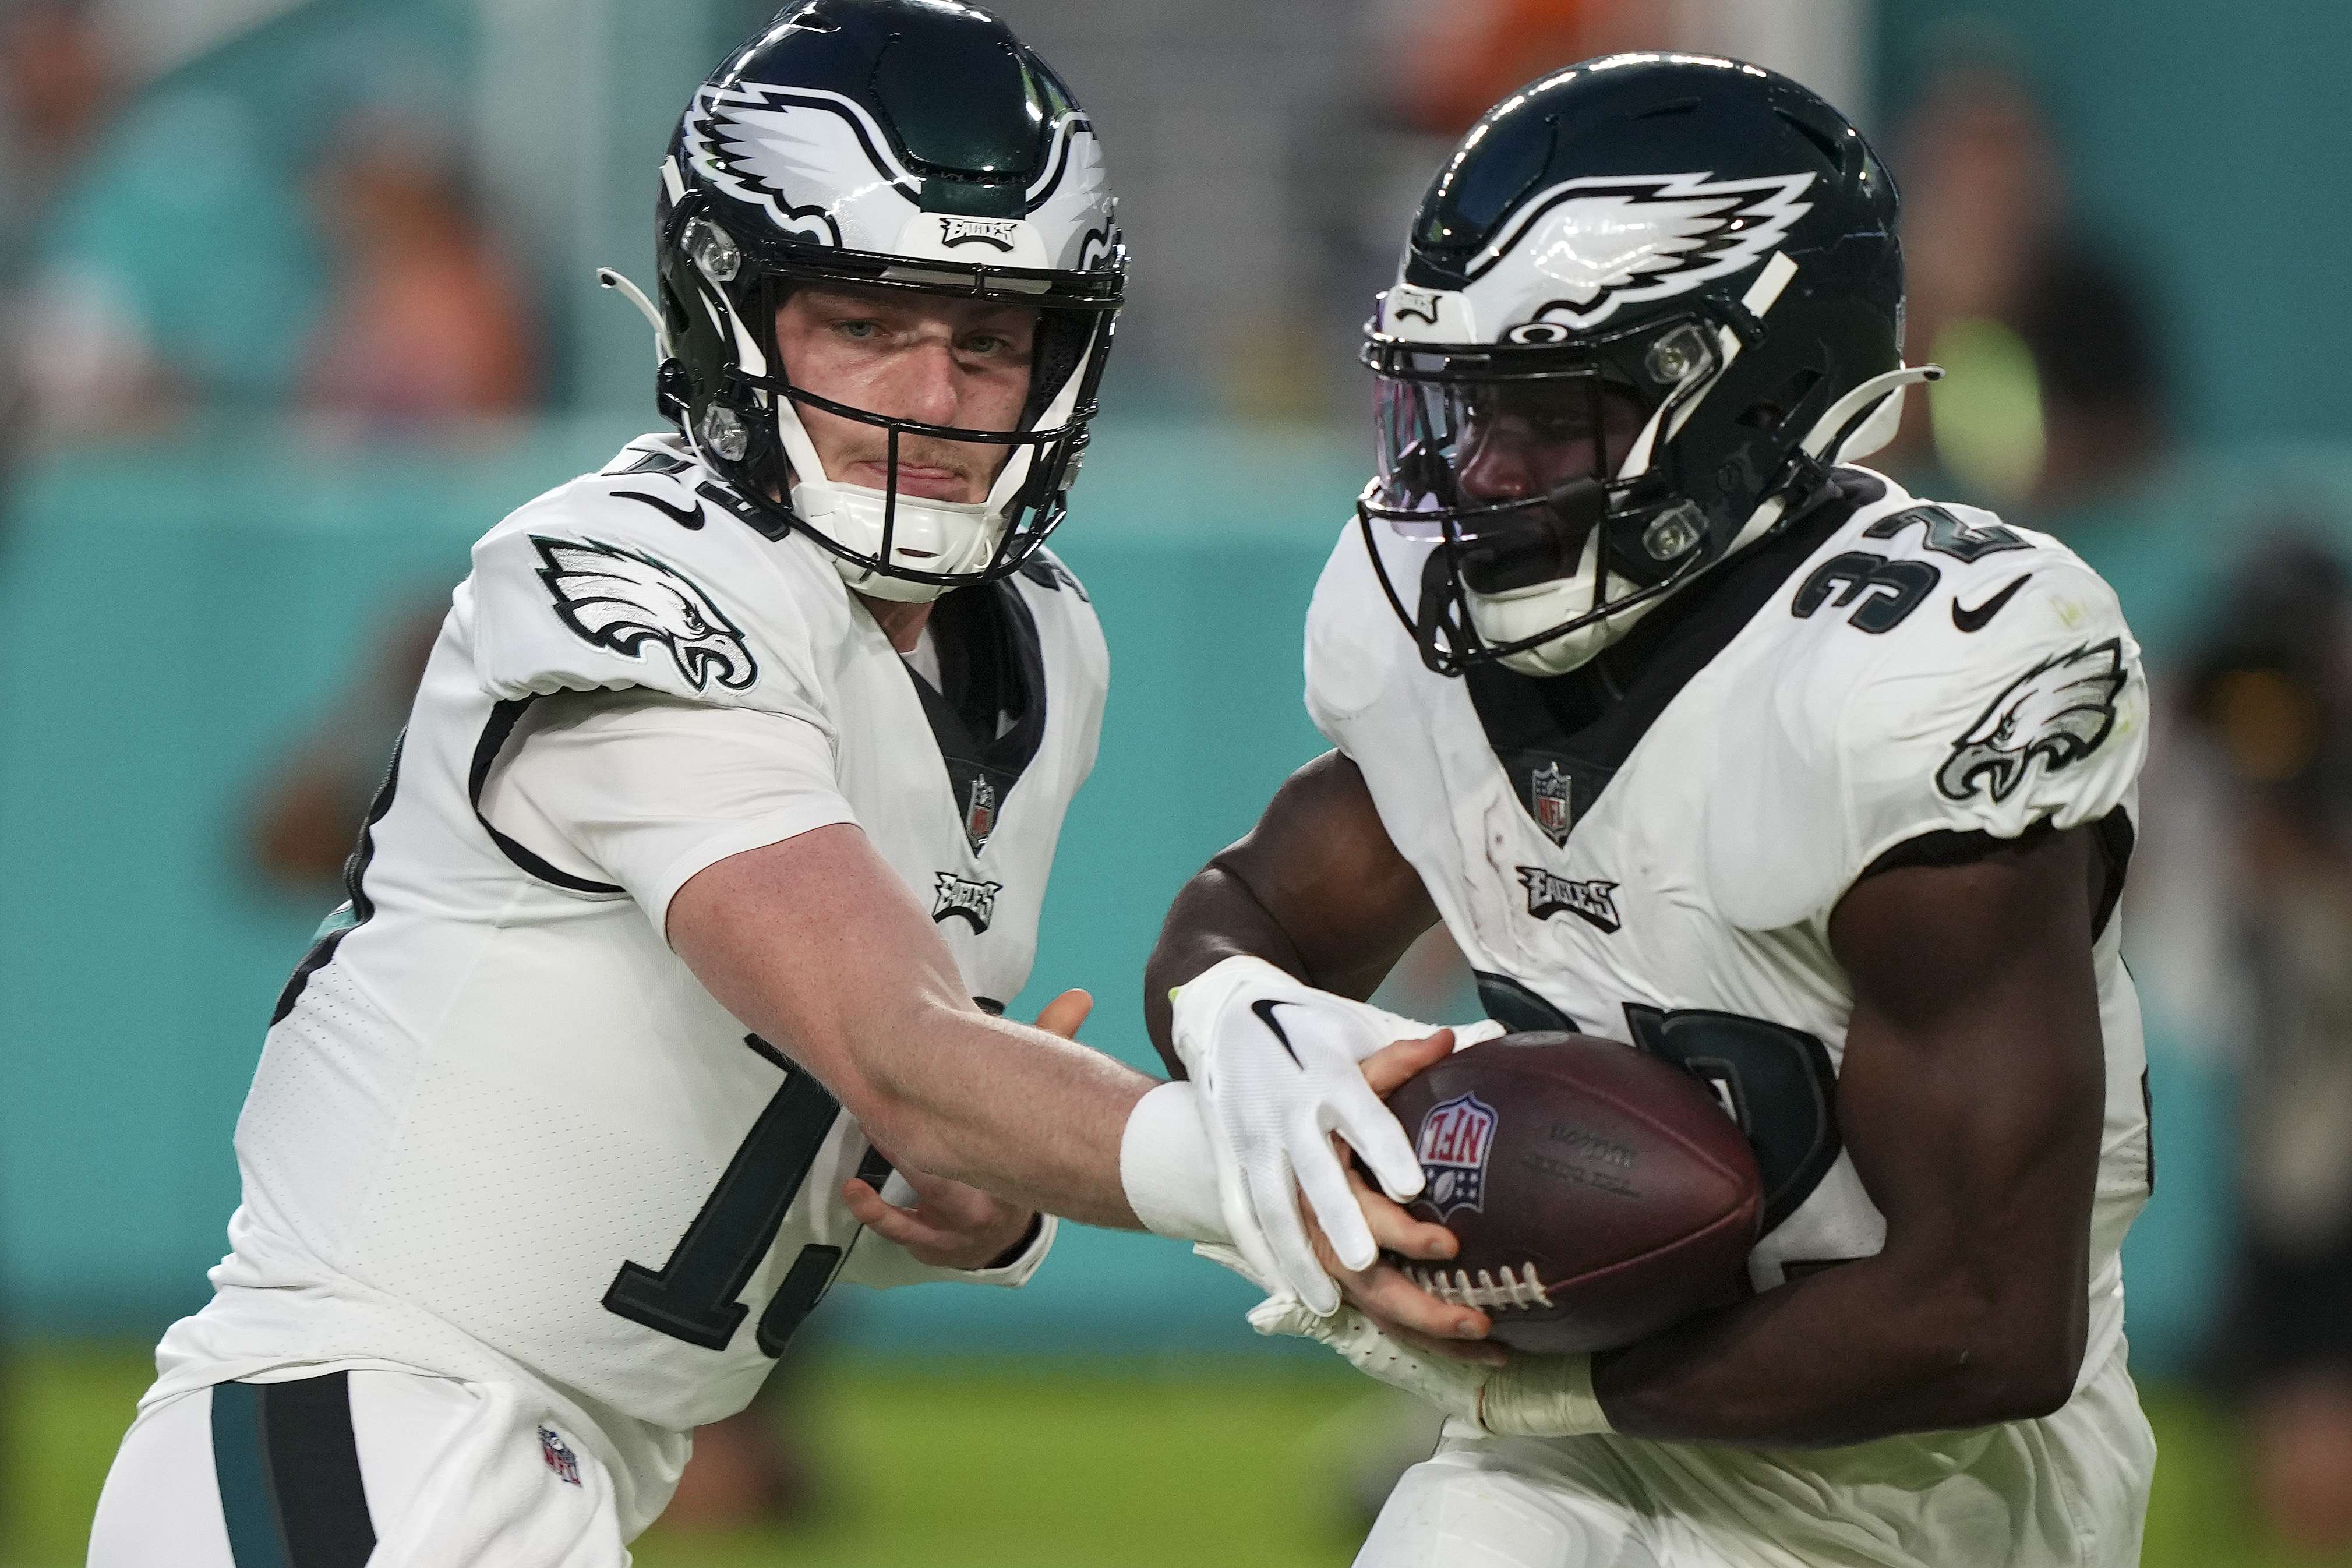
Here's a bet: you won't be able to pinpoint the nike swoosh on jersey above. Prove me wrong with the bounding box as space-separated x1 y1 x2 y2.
1249 998 1303 1066
615 489 707 530
1952 573 2032 633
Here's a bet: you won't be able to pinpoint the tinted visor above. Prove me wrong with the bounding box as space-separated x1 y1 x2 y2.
1371 356 1650 593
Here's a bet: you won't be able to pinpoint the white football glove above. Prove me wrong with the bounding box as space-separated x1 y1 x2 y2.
1235 1263 1611 1439
1169 955 1502 1313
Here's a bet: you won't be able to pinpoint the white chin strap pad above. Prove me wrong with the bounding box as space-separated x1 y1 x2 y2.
794 478 1000 603
786 316 1111 603
1464 532 1662 676
773 389 1002 605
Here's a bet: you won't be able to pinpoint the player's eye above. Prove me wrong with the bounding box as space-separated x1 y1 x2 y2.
834 319 883 341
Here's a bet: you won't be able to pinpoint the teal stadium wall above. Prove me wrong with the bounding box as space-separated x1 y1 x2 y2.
1877 0 2352 447
9 416 2351 1364
0 417 1364 1355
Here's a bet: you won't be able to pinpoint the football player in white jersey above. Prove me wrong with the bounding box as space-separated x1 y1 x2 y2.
87 4 1477 1562
1147 56 2159 1568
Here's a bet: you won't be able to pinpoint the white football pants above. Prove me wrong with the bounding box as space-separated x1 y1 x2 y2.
88 1369 631 1567
1354 1339 2154 1568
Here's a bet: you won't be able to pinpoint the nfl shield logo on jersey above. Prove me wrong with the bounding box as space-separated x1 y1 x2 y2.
1415 1093 1498 1218
964 775 998 852
538 1426 582 1487
1530 761 1573 846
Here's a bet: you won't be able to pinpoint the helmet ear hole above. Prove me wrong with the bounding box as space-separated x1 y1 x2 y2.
1739 367 1824 433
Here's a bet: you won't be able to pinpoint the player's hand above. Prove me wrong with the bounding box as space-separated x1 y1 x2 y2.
1300 1146 1500 1363
1032 986 1093 1042
1169 956 1453 1313
1295 1032 1500 1360
839 988 1088 1270
843 1156 1038 1271
1252 1294 1609 1438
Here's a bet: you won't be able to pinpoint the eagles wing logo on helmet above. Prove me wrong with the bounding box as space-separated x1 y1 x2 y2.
1471 172 1815 333
1936 640 2127 804
532 536 760 693
683 83 920 245
1022 111 1119 269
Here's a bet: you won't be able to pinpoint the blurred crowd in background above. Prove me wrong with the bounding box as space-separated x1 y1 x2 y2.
3 0 2351 1558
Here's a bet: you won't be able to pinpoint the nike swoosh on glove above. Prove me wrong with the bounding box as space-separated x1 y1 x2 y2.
1168 955 1502 1313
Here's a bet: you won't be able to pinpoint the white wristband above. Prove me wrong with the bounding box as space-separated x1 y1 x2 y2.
1118 1082 1230 1246
1478 1353 1615 1438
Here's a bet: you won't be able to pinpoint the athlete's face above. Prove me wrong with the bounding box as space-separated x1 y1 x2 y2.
774 284 1038 504
1453 380 1650 505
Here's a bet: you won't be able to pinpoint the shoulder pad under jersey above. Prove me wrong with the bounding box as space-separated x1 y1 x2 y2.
1705 486 2148 930
458 440 847 734
1305 517 1431 748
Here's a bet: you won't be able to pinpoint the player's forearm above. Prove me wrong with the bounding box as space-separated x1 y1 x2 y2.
1142 864 1316 1073
669 830 1156 1230
1590 1249 2085 1448
850 990 1154 1230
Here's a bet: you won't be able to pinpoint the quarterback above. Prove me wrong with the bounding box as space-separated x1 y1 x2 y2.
1150 57 2157 1568
87 3 1465 1562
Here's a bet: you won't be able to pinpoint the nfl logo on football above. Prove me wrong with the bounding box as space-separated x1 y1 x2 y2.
1416 1092 1498 1218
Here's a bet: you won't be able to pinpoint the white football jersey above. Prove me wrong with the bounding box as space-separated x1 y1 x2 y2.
1308 467 2153 1389
148 434 1108 1534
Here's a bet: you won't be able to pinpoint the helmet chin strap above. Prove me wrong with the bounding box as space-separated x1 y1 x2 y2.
785 319 1107 605
1463 365 1944 677
776 384 996 606
1466 532 1645 677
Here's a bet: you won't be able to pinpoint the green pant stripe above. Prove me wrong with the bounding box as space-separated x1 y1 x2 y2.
209 1382 292 1568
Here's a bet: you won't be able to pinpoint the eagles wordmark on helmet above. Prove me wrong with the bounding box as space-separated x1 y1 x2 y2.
1936 640 2127 804
532 536 758 693
938 216 1024 252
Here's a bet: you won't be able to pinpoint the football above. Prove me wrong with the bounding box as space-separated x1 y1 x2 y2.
1384 1031 1763 1353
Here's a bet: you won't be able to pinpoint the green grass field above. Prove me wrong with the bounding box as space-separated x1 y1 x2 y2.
6 1343 2347 1567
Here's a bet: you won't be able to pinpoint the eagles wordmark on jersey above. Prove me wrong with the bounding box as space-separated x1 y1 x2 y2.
139 433 1108 1535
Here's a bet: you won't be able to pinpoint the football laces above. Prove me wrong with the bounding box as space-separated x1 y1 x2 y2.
1407 1262 1555 1312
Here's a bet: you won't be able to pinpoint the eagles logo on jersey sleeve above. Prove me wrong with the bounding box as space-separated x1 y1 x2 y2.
533 537 760 693
1844 557 2144 850
460 454 836 736
1706 513 2148 932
